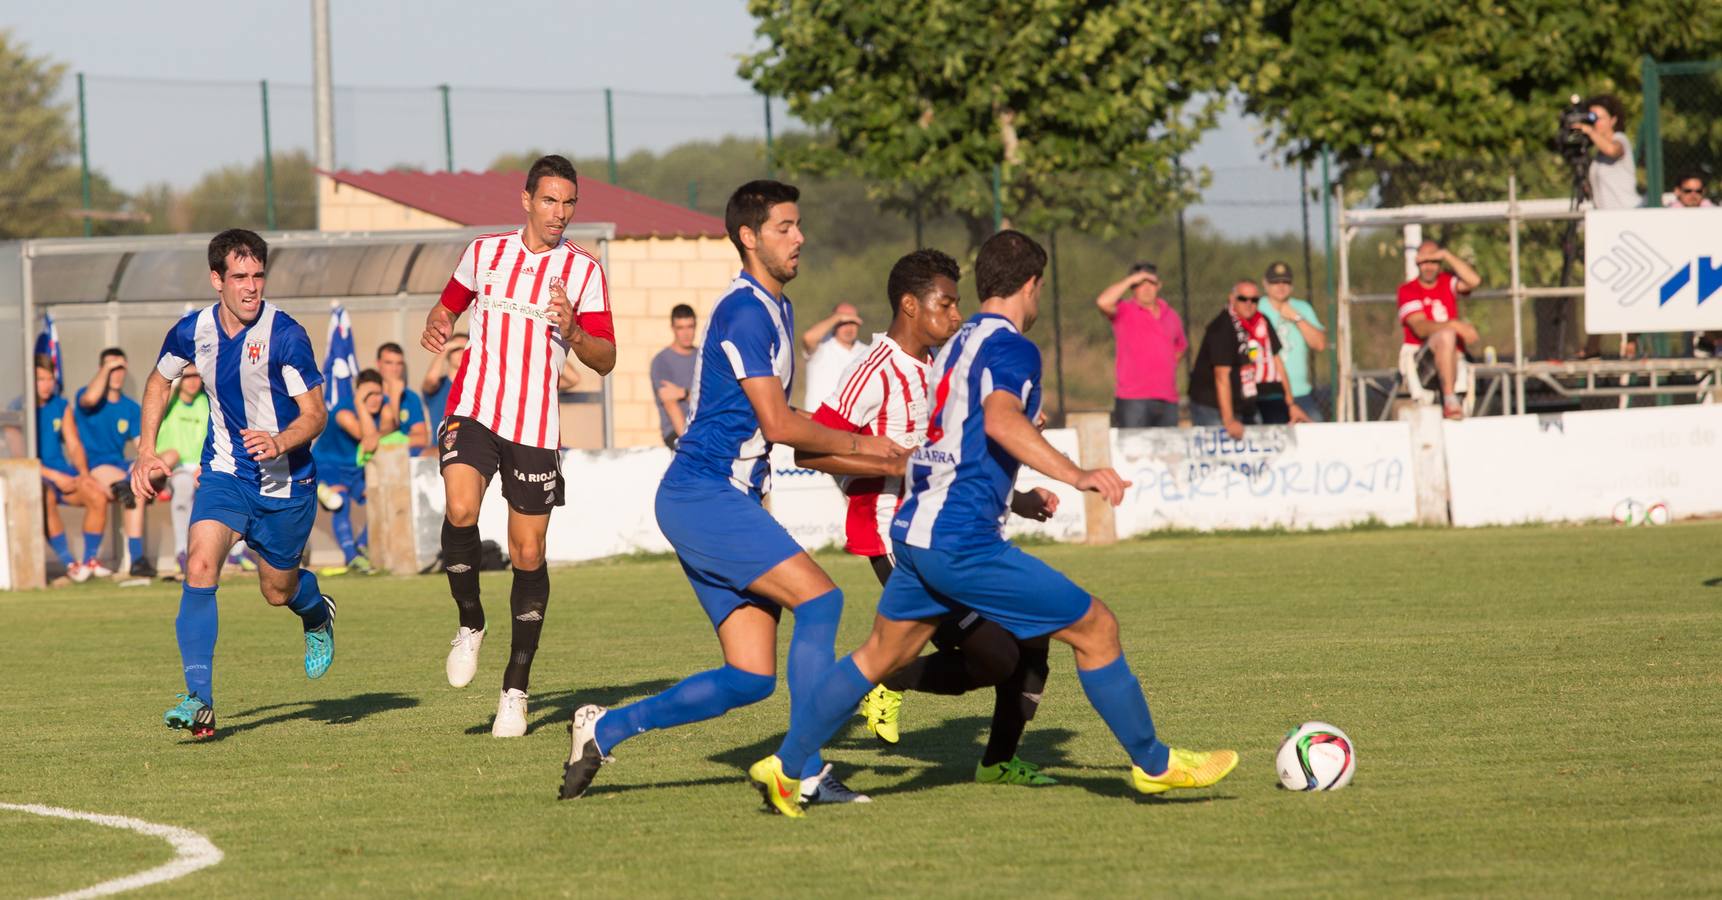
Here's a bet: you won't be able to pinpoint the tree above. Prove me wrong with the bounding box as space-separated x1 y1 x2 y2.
176 150 318 233
740 0 1261 247
0 31 84 239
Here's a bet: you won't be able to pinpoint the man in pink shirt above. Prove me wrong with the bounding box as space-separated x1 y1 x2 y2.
1096 262 1187 427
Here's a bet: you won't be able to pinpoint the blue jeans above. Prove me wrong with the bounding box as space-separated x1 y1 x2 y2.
1114 398 1180 428
1294 393 1326 423
1189 403 1263 427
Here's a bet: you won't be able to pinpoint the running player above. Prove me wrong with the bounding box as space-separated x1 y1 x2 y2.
753 231 1238 816
132 228 338 740
559 180 907 805
796 248 1059 787
420 155 616 738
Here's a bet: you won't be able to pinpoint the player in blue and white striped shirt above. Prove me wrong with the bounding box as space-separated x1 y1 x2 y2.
131 229 338 740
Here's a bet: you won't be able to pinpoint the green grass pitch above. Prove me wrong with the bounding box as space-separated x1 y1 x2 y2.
3 522 1721 897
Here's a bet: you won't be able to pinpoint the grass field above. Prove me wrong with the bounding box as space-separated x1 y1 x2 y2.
4 522 1721 897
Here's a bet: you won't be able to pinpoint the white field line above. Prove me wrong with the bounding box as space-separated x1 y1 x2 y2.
1 802 223 899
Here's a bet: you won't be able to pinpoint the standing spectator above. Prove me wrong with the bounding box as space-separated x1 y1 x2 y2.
156 364 210 580
1095 262 1186 427
650 304 699 449
1575 93 1641 211
1397 240 1483 420
1189 281 1308 438
313 368 388 575
1258 261 1329 422
73 347 153 577
1666 171 1713 208
418 332 468 434
377 342 430 456
800 301 866 410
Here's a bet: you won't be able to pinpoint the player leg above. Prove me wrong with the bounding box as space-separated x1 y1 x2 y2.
439 417 498 688
250 488 335 680
486 439 564 738
166 492 239 739
975 635 1056 786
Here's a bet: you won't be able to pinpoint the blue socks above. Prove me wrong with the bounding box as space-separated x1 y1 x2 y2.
594 664 775 754
285 569 330 631
357 527 369 555
48 534 74 567
127 536 145 566
786 590 842 778
175 585 219 705
1076 655 1170 774
82 530 104 564
775 655 873 777
331 505 357 563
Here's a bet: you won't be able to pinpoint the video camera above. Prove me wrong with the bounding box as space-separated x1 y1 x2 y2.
1557 94 1597 163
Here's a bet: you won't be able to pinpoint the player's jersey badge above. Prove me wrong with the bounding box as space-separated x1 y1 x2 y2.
245 337 267 364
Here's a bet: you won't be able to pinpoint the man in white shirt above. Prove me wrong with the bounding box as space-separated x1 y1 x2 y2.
799 301 867 408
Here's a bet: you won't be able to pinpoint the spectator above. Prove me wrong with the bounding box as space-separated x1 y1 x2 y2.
377 342 430 456
1095 262 1187 427
800 301 866 409
1190 281 1309 439
650 303 699 449
1666 171 1714 208
29 354 111 583
155 364 210 580
1258 261 1329 422
313 368 386 575
418 332 468 434
73 347 154 577
1575 93 1641 211
1397 240 1482 420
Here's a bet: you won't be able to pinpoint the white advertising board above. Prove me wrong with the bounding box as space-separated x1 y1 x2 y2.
1585 207 1722 333
1111 423 1419 535
475 447 676 564
1443 404 1722 526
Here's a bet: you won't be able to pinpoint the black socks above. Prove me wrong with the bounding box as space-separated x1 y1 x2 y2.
442 519 485 632
502 565 549 694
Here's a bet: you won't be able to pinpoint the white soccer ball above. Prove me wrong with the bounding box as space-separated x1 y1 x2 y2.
1611 498 1644 527
1276 721 1356 791
1645 502 1670 526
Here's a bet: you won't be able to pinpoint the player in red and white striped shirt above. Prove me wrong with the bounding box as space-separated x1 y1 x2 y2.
418 155 617 736
797 249 1063 786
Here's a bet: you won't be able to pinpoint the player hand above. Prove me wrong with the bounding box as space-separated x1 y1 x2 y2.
1033 409 1048 431
1073 467 1131 507
240 429 283 462
854 433 909 460
131 453 172 501
1222 417 1246 440
547 278 577 340
422 304 455 354
1011 486 1059 521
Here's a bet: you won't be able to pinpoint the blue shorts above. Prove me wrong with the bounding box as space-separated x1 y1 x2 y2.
319 466 366 505
191 472 316 571
40 462 77 503
879 539 1093 640
655 475 802 630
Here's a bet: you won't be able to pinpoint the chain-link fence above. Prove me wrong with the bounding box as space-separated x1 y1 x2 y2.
1642 57 1722 204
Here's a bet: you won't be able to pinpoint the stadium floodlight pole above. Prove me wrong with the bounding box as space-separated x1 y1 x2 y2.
439 84 454 173
261 80 277 231
311 0 335 175
605 88 618 185
77 72 91 237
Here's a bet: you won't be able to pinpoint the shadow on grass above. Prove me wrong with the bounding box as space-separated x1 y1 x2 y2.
461 679 677 736
1703 576 1722 587
206 691 421 740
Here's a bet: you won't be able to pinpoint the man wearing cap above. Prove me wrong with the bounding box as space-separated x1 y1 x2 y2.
1095 262 1187 428
1258 262 1329 422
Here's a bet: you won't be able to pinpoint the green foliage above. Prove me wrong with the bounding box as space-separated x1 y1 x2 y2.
0 31 83 239
740 0 1261 245
169 150 318 233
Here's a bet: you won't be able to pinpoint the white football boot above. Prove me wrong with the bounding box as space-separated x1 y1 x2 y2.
492 688 528 738
446 627 484 687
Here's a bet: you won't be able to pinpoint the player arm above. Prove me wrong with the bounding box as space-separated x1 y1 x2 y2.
263 387 326 456
981 392 1128 504
794 406 905 477
126 371 175 499
742 377 903 461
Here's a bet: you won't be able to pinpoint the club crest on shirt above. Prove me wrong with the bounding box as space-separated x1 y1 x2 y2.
442 420 461 451
245 337 266 364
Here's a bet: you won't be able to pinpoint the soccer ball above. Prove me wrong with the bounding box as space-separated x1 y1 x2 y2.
1645 502 1670 526
1276 721 1355 791
1611 498 1644 527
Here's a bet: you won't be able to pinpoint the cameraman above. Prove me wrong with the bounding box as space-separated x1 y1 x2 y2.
1573 94 1641 210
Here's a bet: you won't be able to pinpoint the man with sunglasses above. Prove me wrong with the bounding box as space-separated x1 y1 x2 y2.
1189 281 1308 439
1666 172 1713 208
1096 262 1186 428
1397 240 1482 420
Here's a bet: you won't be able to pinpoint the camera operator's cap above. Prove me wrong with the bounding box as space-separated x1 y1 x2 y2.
1264 261 1294 283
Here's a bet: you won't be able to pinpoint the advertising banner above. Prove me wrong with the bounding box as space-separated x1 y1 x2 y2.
1585 207 1722 333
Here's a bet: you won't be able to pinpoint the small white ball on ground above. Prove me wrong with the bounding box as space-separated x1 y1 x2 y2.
1612 499 1644 527
1276 721 1356 791
1645 502 1670 526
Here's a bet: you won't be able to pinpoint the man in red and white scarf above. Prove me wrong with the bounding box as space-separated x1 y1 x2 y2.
1189 280 1309 438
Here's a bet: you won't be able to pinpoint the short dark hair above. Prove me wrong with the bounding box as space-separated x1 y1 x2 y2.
887 249 961 315
725 180 800 259
1678 170 1707 187
208 228 268 276
99 346 126 363
34 353 54 373
356 368 384 388
974 230 1047 301
525 155 578 196
377 342 405 358
670 304 696 322
1586 93 1627 130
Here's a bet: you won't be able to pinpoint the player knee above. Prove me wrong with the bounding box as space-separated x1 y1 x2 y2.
444 502 480 528
509 543 545 572
718 665 776 707
964 627 1021 687
261 580 294 606
1071 599 1120 652
184 554 221 588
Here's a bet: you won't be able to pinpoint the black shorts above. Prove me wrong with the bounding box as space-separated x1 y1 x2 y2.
868 553 985 650
438 416 564 515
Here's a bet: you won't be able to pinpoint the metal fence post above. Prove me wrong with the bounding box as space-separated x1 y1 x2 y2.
261 79 277 230
763 96 775 179
1322 149 1337 402
1175 155 1191 327
1050 228 1066 425
1641 54 1663 206
77 73 91 237
439 84 454 172
991 165 1002 233
605 88 618 185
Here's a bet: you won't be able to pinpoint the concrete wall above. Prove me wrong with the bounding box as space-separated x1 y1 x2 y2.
316 178 464 231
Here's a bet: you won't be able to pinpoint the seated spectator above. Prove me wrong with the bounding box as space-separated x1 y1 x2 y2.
651 304 699 449
377 342 430 456
419 332 468 435
29 354 112 583
1666 171 1714 208
1397 240 1482 420
313 369 388 575
800 301 866 410
1190 281 1309 438
1096 262 1186 427
73 347 154 577
155 365 210 580
1259 261 1329 422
